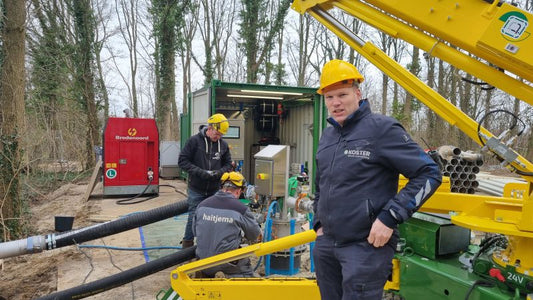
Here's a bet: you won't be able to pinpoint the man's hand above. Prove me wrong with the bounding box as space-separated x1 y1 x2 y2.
367 219 393 248
199 169 212 180
316 227 323 236
210 170 222 179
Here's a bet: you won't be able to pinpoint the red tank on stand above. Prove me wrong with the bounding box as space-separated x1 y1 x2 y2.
103 117 159 196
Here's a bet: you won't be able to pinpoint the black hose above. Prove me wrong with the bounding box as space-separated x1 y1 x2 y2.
36 246 196 300
464 279 495 300
115 177 156 205
51 200 188 249
160 184 188 197
471 235 506 264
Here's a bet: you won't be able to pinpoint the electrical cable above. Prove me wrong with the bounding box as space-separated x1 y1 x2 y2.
159 183 188 197
476 109 523 147
461 65 504 90
470 235 506 264
115 177 157 205
464 279 495 300
115 180 188 205
99 238 135 299
75 241 95 284
476 109 533 176
461 77 495 90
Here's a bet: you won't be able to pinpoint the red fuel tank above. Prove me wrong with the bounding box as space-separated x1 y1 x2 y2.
103 117 159 196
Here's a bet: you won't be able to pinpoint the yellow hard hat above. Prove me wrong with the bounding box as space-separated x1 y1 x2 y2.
221 171 246 188
317 59 364 95
207 113 229 135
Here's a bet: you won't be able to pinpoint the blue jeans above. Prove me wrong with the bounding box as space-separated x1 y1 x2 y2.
312 234 394 300
183 188 211 241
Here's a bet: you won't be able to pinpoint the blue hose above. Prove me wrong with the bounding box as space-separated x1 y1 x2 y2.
255 201 278 274
308 212 315 272
289 218 295 275
79 245 182 251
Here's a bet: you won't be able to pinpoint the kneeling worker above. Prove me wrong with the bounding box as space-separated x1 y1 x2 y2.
193 171 261 277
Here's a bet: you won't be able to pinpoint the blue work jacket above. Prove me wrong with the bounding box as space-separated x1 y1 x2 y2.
313 100 442 246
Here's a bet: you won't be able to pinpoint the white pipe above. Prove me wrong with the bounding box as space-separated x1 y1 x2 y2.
286 196 313 213
477 181 503 196
0 235 46 259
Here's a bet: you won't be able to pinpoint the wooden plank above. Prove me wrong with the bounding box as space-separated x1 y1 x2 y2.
83 158 102 201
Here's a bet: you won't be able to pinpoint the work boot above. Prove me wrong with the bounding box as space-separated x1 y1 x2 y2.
181 239 194 248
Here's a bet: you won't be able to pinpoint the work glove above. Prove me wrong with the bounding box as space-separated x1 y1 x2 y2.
208 170 222 180
198 169 212 180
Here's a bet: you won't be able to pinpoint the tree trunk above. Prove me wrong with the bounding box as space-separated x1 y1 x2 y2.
426 55 436 146
95 42 110 119
154 0 178 141
241 0 291 83
403 45 420 132
72 0 99 169
381 73 389 115
449 64 459 146
527 125 533 162
0 0 26 240
294 14 314 86
435 59 447 146
458 73 472 150
178 4 198 115
378 32 391 115
275 29 284 85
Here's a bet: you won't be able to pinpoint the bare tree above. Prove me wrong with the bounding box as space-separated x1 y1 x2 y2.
402 45 420 132
239 0 291 83
286 14 317 86
94 0 115 118
178 3 198 115
378 31 394 115
69 0 100 169
457 71 473 150
152 0 189 140
192 0 237 84
434 58 450 146
114 0 140 116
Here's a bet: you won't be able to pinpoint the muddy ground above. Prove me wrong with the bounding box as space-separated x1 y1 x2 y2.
0 177 191 300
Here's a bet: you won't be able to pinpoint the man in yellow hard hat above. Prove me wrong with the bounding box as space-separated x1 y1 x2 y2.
312 60 442 300
178 113 233 248
193 172 260 277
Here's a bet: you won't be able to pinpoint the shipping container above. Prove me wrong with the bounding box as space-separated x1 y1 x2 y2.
180 80 324 186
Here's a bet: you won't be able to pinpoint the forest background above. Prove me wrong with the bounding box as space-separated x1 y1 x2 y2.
1 0 532 241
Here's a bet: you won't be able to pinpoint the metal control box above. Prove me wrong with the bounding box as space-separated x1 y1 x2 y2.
254 145 289 197
160 141 180 178
399 213 470 259
103 117 159 196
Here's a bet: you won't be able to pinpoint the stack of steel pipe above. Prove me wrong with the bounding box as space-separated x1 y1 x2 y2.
435 146 483 194
476 173 526 197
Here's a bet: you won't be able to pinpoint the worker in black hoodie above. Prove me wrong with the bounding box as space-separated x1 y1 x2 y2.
178 113 233 248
